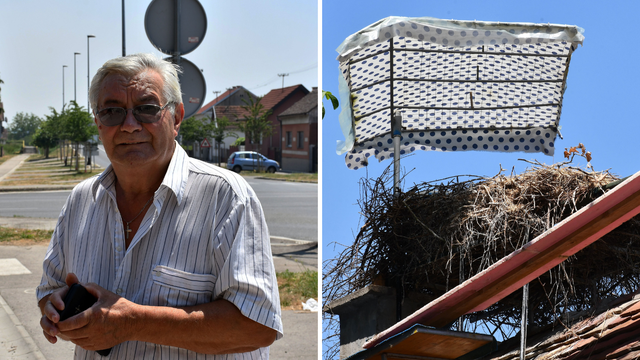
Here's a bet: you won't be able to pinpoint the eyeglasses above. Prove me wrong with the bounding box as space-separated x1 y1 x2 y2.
96 103 173 127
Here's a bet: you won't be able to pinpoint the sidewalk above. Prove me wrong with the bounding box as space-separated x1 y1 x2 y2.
0 154 30 183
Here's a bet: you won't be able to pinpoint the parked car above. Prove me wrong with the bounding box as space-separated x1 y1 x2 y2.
227 151 280 173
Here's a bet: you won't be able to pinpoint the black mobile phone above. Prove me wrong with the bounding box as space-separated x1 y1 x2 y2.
57 283 112 356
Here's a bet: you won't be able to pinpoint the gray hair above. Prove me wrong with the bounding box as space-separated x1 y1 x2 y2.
89 53 182 113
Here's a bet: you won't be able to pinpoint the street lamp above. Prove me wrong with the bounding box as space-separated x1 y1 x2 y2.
62 65 68 109
74 52 81 103
87 35 95 112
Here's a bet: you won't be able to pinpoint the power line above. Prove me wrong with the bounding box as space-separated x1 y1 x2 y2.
248 62 317 90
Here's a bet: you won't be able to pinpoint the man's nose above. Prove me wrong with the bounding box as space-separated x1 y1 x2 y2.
120 109 142 132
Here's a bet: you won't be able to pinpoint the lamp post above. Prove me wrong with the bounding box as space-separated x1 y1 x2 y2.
74 52 81 103
62 65 68 109
87 35 95 112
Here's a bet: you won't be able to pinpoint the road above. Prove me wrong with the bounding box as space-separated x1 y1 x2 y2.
0 178 317 242
79 144 319 241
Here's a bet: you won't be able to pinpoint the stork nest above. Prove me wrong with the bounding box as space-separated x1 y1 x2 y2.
323 160 640 347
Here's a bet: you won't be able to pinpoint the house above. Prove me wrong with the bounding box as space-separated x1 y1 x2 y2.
249 84 309 162
277 87 318 172
190 86 256 162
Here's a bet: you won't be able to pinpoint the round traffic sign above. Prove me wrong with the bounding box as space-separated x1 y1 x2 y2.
168 57 206 119
145 0 207 56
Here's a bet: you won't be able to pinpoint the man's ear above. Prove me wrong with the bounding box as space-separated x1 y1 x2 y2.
173 103 185 135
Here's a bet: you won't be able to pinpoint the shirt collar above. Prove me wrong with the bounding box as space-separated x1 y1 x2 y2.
161 141 189 205
91 141 189 205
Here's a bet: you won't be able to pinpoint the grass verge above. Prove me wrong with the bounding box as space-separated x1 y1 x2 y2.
243 172 318 183
0 227 53 245
277 269 318 310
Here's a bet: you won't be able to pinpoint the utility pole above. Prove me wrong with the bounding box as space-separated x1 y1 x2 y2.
277 73 289 91
212 90 221 102
122 0 126 56
74 52 81 102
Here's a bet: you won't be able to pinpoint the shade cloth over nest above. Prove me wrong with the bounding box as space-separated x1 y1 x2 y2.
335 16 584 170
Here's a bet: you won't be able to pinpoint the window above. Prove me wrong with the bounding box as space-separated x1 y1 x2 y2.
298 131 304 149
286 131 292 147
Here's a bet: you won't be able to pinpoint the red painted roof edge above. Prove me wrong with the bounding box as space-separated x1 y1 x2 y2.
363 169 640 349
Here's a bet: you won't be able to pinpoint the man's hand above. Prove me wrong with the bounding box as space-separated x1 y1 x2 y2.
39 273 139 351
55 280 139 351
39 273 79 344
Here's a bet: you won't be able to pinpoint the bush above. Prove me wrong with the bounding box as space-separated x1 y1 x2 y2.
1 140 23 154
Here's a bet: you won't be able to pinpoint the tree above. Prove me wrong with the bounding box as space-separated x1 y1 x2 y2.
237 97 272 171
210 115 237 166
179 116 209 154
32 127 57 159
33 107 66 159
64 101 97 171
8 112 42 143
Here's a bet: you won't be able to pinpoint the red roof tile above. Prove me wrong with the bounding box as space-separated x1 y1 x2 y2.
197 86 255 115
486 295 640 360
210 105 251 121
260 84 308 110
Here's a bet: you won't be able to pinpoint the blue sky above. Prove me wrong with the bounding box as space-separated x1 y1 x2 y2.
0 0 317 124
322 0 640 354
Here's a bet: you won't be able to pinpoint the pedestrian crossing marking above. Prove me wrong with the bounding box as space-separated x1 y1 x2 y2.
0 258 31 276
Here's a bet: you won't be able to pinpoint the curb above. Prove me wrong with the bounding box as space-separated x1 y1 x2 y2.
0 185 76 192
271 236 317 254
253 176 318 184
0 294 46 360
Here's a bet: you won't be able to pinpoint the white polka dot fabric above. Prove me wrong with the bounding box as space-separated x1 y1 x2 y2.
337 16 584 170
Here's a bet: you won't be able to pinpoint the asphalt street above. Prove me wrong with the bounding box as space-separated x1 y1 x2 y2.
0 178 317 242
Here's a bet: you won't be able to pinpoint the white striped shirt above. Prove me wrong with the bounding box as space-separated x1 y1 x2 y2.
37 143 283 359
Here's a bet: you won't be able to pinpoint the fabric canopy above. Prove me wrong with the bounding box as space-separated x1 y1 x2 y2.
335 16 584 170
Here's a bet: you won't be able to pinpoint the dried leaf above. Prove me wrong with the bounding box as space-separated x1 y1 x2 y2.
586 151 592 162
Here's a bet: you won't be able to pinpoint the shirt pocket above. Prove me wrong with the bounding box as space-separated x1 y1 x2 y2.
148 265 217 307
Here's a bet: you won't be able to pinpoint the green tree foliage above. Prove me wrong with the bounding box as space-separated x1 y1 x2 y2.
210 115 237 166
233 137 245 147
8 112 42 143
237 96 272 152
237 97 273 172
179 116 209 146
32 127 57 159
64 101 97 171
0 73 4 114
64 101 96 143
33 107 67 159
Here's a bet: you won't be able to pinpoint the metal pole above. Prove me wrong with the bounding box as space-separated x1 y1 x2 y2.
122 0 126 57
62 65 68 110
392 113 401 197
520 283 529 360
174 0 181 66
389 39 402 197
74 52 80 103
87 35 95 111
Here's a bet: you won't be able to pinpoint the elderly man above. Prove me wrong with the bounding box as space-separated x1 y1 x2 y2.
37 53 282 359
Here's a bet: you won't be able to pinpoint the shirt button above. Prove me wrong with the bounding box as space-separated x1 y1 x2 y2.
116 246 122 252
116 288 123 295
